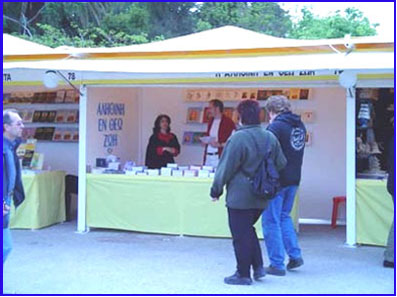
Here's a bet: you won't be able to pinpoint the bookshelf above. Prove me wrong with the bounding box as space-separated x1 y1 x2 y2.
3 90 80 143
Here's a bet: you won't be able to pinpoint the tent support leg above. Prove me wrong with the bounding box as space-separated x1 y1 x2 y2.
345 86 356 246
77 84 88 233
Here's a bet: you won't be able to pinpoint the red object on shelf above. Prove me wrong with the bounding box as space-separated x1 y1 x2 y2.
331 196 346 228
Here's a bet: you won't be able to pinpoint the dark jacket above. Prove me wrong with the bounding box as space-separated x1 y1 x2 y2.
204 114 235 163
3 137 25 228
267 112 306 187
145 132 180 169
211 125 287 209
387 135 395 197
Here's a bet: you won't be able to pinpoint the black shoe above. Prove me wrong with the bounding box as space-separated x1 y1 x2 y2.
253 266 266 280
224 271 252 285
265 266 286 276
287 258 304 270
383 260 394 268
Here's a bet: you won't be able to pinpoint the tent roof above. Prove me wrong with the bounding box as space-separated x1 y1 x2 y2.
51 26 395 53
3 26 394 59
3 34 54 55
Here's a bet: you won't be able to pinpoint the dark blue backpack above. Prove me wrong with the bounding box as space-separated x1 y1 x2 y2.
245 131 281 200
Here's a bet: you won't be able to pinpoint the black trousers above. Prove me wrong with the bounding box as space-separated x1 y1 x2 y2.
227 207 264 278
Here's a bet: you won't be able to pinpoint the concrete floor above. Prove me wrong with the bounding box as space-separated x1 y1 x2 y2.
3 222 395 295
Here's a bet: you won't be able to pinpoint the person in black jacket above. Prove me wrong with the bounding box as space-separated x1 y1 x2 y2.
384 133 395 268
261 95 306 276
145 114 180 169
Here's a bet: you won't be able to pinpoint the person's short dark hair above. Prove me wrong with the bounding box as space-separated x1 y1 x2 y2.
153 114 171 134
3 109 19 132
210 99 224 113
237 100 260 125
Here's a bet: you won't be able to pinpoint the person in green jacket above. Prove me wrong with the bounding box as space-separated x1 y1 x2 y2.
210 99 287 285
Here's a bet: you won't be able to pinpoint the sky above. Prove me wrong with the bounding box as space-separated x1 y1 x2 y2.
279 2 395 38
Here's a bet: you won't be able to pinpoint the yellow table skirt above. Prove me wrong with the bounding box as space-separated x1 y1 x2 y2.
87 174 298 238
356 179 394 246
10 171 66 229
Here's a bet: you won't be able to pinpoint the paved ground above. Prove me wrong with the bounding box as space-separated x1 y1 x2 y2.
3 222 395 295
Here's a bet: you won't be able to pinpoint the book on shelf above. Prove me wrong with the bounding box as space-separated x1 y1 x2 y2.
45 92 57 103
46 110 57 122
34 127 45 140
55 110 67 123
52 128 64 141
23 92 34 103
32 111 42 122
55 90 66 103
71 129 79 142
257 90 267 101
62 129 73 142
66 110 78 123
21 110 34 123
42 127 55 140
186 107 202 123
64 90 77 103
39 111 50 122
299 89 310 100
37 92 45 103
289 88 300 100
22 128 36 141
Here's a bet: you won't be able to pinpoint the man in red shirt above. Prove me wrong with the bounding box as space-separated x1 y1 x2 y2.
202 99 235 167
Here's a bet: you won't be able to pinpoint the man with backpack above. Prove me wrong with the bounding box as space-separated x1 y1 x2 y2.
262 95 306 276
210 99 286 285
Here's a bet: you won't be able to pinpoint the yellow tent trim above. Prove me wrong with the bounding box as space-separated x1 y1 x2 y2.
3 43 393 62
3 73 393 87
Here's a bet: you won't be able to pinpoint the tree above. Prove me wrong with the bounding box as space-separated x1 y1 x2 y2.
195 2 248 31
145 2 198 39
195 2 292 37
239 2 292 37
3 2 381 48
289 7 378 39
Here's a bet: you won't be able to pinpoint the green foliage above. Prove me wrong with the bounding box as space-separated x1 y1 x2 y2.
239 2 292 37
289 7 378 39
3 2 379 48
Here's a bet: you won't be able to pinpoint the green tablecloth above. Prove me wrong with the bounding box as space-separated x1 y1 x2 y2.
10 171 66 229
356 179 394 246
86 174 298 237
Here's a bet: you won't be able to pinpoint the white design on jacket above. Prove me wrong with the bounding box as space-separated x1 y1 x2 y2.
290 127 305 151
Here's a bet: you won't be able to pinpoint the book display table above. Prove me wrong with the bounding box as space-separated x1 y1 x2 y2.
86 174 299 238
10 171 66 229
356 178 394 246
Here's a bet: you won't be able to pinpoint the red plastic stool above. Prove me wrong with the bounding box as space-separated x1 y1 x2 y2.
331 196 346 228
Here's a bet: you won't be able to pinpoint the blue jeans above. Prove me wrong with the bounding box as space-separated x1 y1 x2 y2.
262 185 301 270
3 227 12 264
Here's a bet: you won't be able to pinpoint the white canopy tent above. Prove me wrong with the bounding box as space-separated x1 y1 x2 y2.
3 27 394 245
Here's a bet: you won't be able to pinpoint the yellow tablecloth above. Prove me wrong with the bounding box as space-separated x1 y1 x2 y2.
86 174 298 238
10 171 66 229
356 179 394 246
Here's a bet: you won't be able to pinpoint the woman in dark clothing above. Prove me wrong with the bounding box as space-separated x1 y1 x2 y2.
145 114 180 169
